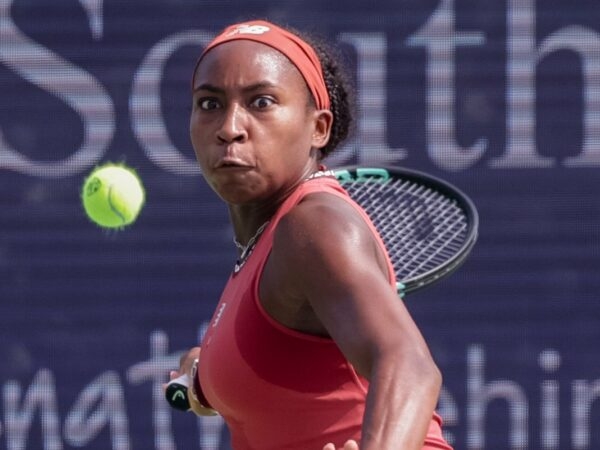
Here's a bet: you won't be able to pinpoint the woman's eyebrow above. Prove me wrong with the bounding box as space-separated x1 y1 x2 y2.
241 81 279 93
193 81 280 94
193 83 223 94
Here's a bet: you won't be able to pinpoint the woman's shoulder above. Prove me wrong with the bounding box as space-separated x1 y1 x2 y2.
282 189 365 235
271 189 379 270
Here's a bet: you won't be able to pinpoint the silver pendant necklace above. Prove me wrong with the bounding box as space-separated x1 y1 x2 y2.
233 221 270 273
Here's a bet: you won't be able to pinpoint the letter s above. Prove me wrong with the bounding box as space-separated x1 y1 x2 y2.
0 0 114 178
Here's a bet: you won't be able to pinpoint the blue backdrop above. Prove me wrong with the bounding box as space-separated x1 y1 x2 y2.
1 0 600 449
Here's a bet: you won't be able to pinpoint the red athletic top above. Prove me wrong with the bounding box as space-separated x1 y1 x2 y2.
198 176 452 450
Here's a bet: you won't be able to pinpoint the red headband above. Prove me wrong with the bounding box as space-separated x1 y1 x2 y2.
193 20 330 110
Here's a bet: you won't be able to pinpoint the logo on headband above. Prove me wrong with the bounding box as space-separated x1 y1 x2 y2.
226 24 271 37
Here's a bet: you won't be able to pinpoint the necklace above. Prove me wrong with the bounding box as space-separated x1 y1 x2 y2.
305 169 335 181
233 221 270 273
231 170 332 273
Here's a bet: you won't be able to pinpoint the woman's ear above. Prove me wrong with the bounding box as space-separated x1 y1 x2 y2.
311 109 334 149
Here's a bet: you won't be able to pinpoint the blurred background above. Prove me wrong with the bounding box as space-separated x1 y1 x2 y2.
1 0 599 449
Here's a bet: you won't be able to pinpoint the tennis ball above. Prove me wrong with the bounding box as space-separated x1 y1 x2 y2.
81 163 145 229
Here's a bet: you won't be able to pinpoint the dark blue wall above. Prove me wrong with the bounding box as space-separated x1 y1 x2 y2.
1 1 599 449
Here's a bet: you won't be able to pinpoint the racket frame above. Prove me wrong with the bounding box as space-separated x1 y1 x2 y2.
333 166 479 294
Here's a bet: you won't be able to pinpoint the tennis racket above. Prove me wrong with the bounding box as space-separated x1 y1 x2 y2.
166 165 478 411
333 166 478 295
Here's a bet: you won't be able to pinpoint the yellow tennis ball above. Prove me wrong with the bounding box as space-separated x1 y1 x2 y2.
81 163 145 229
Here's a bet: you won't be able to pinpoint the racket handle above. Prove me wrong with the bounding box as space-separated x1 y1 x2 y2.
165 373 191 411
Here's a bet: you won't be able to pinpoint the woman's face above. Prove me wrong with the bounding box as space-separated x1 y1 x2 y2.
190 40 331 205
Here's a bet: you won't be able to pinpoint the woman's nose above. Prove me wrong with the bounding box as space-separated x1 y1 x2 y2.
216 104 248 143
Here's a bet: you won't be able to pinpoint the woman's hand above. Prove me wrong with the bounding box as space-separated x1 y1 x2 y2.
175 347 201 379
322 440 359 450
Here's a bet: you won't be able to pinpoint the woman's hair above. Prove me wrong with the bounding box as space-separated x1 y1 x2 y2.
290 27 355 158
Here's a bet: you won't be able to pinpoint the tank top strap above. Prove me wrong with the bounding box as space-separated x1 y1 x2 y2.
263 176 345 238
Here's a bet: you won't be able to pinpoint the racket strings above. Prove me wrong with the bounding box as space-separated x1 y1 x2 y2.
343 179 468 281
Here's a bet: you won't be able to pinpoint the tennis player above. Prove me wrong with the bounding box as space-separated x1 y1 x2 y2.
170 19 453 450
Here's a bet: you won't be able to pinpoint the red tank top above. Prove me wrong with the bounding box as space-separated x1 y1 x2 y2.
198 176 451 450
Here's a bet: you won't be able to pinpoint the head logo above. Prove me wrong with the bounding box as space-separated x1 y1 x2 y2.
171 391 186 402
226 24 270 37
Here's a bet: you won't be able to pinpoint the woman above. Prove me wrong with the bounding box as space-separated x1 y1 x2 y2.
171 19 453 450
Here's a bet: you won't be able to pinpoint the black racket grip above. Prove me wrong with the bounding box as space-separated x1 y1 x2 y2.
165 373 191 411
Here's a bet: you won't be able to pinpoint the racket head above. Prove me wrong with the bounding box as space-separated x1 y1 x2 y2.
333 166 478 294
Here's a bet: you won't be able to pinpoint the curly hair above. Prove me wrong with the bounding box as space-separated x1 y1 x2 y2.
308 37 355 158
285 26 355 158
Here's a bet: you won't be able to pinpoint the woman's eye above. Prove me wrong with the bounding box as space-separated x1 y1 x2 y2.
251 96 274 109
197 98 220 110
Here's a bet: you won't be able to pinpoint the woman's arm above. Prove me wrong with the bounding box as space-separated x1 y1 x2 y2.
271 194 442 450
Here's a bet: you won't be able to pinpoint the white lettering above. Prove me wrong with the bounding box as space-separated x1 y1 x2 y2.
127 330 182 450
330 33 407 167
3 369 62 450
79 0 104 40
572 378 600 449
539 349 560 449
437 386 458 447
544 26 600 167
212 303 227 328
130 30 209 176
407 0 487 171
491 0 555 168
2 1 600 176
0 0 114 177
2 341 599 448
494 3 600 168
63 371 130 449
467 344 528 449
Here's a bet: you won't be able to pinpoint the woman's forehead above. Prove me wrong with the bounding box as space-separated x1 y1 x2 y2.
193 40 301 88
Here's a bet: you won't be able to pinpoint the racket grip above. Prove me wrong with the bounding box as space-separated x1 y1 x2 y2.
165 373 191 411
